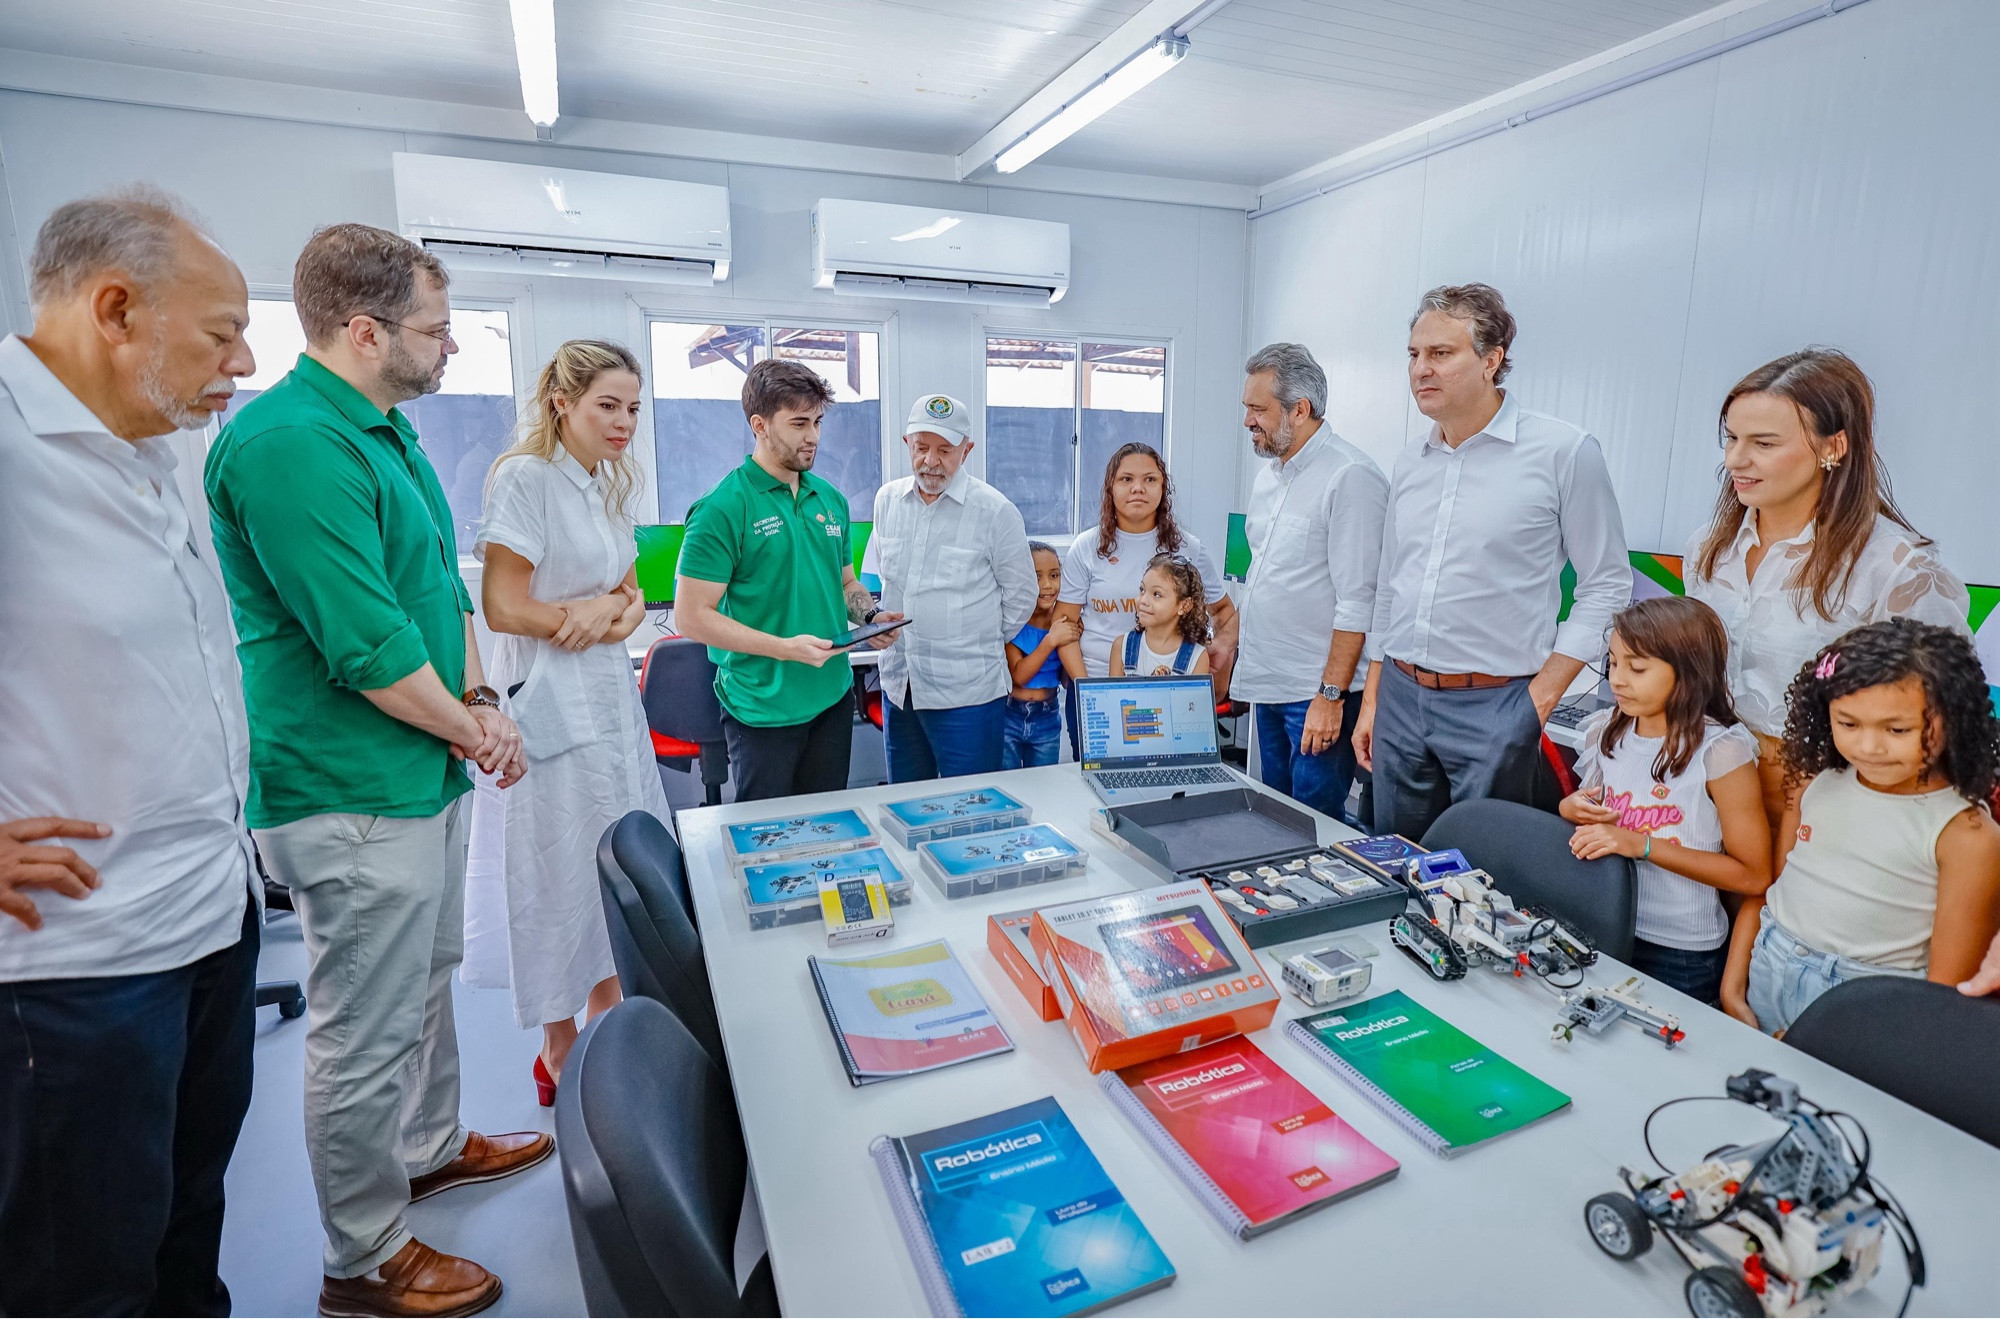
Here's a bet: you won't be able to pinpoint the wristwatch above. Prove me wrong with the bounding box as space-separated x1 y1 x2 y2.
1317 682 1346 702
861 606 881 625
462 685 501 710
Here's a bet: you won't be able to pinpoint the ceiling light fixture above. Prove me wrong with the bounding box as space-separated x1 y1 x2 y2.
889 216 962 242
994 35 1188 174
508 0 559 136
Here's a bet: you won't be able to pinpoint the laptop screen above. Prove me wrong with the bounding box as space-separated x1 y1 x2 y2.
1075 677 1218 772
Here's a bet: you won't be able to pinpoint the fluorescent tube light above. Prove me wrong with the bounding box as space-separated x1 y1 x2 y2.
509 0 559 129
995 36 1188 174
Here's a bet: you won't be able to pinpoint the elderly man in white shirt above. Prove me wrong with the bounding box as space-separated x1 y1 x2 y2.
0 188 259 1316
1354 283 1631 841
868 393 1039 781
1234 343 1386 825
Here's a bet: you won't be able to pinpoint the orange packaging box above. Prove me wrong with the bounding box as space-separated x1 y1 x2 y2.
1027 883 1278 1073
986 909 1063 1022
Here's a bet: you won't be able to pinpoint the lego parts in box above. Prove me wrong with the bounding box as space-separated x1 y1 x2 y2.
741 848 913 930
876 786 1031 849
1028 882 1279 1073
724 808 876 872
987 909 1063 1021
918 824 1087 900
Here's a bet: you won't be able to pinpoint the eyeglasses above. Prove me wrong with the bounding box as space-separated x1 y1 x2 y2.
345 313 456 347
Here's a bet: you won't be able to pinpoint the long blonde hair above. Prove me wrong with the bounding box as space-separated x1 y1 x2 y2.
489 338 645 521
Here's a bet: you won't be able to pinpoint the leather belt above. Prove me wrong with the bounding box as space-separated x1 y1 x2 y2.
1392 659 1529 691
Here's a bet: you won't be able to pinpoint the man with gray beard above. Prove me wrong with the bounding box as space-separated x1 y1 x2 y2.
1232 343 1387 824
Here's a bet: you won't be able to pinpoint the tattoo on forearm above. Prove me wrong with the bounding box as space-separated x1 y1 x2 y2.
846 582 874 623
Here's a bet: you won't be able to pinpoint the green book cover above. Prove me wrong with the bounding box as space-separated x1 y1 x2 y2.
1286 990 1570 1157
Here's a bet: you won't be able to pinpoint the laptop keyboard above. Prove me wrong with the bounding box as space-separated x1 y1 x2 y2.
1095 766 1236 790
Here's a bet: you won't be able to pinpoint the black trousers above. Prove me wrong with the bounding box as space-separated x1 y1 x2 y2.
0 897 259 1317
722 690 856 802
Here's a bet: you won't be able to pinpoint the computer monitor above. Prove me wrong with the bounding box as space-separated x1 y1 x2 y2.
1074 676 1219 772
633 523 685 609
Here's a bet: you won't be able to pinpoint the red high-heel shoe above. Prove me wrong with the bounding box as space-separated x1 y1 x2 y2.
534 1056 557 1107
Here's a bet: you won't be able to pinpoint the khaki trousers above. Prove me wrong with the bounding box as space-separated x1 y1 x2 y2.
255 799 470 1277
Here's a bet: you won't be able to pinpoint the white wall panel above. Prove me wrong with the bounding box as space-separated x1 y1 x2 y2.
1249 0 2000 583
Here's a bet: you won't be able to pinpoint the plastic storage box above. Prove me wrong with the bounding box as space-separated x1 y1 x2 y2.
917 824 1087 900
741 847 913 930
724 808 877 874
877 786 1031 849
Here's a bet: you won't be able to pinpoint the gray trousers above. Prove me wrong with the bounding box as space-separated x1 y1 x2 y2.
255 800 471 1277
1370 659 1545 841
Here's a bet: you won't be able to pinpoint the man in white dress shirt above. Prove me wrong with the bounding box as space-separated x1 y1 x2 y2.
868 393 1039 781
0 188 259 1315
1233 344 1386 824
1354 283 1630 840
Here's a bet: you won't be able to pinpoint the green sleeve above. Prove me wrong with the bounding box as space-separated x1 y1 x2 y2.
221 427 434 691
676 489 741 586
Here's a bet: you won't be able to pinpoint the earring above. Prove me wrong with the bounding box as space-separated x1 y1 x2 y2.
1820 456 1839 472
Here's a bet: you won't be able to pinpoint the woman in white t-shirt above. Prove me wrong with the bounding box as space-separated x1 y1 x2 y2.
1559 597 1772 1004
1052 443 1235 754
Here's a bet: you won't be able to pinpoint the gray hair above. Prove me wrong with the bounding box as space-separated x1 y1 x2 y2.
29 185 210 308
1244 342 1327 420
1411 283 1517 383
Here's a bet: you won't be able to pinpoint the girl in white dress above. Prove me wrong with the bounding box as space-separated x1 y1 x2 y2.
476 339 668 1104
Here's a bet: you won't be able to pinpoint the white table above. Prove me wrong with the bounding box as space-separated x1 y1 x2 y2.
677 765 2000 1317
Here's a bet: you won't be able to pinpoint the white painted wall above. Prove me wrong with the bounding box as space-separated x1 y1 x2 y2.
0 90 1246 551
1247 0 2000 584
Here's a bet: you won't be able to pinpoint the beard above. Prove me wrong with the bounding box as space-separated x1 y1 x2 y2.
139 337 232 433
380 333 445 404
913 465 948 494
1249 411 1293 459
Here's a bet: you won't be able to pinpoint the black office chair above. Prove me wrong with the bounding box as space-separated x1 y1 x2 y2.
254 862 305 1020
556 999 778 1317
1783 976 2000 1148
595 811 724 1067
1421 796 1637 962
642 637 730 807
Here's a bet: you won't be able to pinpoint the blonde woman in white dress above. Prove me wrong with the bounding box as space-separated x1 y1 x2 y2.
476 339 667 1105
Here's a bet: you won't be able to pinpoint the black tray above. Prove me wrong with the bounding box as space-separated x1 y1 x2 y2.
1099 790 1407 948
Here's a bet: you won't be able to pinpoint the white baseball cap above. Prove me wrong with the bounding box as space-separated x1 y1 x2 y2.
903 393 972 445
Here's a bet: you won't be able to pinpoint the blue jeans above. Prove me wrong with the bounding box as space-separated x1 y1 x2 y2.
1746 909 1922 1036
0 900 258 1316
1255 697 1362 825
884 690 1007 783
1002 695 1062 769
1630 938 1729 1006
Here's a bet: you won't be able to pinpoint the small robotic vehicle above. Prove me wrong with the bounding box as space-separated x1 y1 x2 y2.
1388 851 1686 1047
1584 1069 1922 1317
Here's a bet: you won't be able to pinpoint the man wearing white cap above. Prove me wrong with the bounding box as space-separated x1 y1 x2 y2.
866 393 1038 781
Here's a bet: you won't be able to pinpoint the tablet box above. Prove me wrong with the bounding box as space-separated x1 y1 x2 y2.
917 824 1087 900
1330 834 1429 884
878 786 1031 849
1028 883 1279 1073
1092 790 1406 948
986 908 1063 1021
724 808 877 874
741 848 912 930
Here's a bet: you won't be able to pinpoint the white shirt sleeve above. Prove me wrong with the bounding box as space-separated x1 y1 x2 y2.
1702 722 1761 781
1868 536 1972 635
990 496 1039 639
1365 469 1399 663
1326 459 1387 636
1573 708 1614 789
1551 433 1632 663
475 457 544 565
1185 534 1227 605
1058 533 1095 605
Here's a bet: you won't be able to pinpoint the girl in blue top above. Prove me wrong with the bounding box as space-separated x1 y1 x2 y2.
1003 542 1077 768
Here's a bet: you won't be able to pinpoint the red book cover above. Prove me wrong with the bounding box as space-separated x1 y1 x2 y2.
1103 1037 1398 1238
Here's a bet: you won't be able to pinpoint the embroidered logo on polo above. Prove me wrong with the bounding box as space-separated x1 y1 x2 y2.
926 395 954 418
751 515 784 538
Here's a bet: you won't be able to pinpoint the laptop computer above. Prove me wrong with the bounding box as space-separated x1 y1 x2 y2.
1075 675 1242 807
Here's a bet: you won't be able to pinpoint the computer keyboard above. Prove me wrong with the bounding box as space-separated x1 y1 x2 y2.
1095 766 1236 790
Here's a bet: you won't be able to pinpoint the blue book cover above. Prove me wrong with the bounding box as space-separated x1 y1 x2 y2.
742 847 908 908
873 1097 1174 1317
924 825 1082 879
725 808 875 863
883 787 1028 828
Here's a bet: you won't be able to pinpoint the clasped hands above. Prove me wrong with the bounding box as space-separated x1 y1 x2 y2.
1558 787 1647 861
454 705 527 788
553 581 643 652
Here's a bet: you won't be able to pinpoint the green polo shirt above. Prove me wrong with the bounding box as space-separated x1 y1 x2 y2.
678 455 853 727
204 354 473 828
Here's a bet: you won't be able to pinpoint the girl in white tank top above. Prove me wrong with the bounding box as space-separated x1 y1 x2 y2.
1721 619 2000 1035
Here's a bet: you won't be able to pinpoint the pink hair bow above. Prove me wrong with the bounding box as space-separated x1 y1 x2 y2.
1815 652 1840 680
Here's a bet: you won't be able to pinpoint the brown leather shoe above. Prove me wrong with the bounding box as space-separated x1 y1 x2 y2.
408 1129 555 1203
318 1239 501 1317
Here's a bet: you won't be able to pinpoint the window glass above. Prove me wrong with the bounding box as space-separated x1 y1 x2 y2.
649 321 763 524
773 327 881 520
985 337 1077 536
1079 341 1166 515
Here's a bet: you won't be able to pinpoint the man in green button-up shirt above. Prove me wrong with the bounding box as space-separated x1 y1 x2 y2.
205 224 544 1316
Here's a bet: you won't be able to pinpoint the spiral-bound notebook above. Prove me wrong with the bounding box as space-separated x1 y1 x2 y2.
870 1097 1175 1317
809 939 1013 1086
1286 990 1570 1158
1100 1037 1399 1239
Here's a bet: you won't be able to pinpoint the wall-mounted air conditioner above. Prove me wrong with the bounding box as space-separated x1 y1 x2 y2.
812 198 1069 308
392 152 731 287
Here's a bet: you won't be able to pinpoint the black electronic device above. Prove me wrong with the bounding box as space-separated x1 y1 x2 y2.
827 617 912 650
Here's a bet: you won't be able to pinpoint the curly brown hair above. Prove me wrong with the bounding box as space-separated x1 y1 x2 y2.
1779 617 1999 805
1094 442 1182 562
1144 553 1213 647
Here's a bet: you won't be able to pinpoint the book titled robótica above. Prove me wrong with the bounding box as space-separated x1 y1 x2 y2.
809 939 1012 1086
1101 1037 1399 1239
1286 989 1570 1157
871 1096 1175 1317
